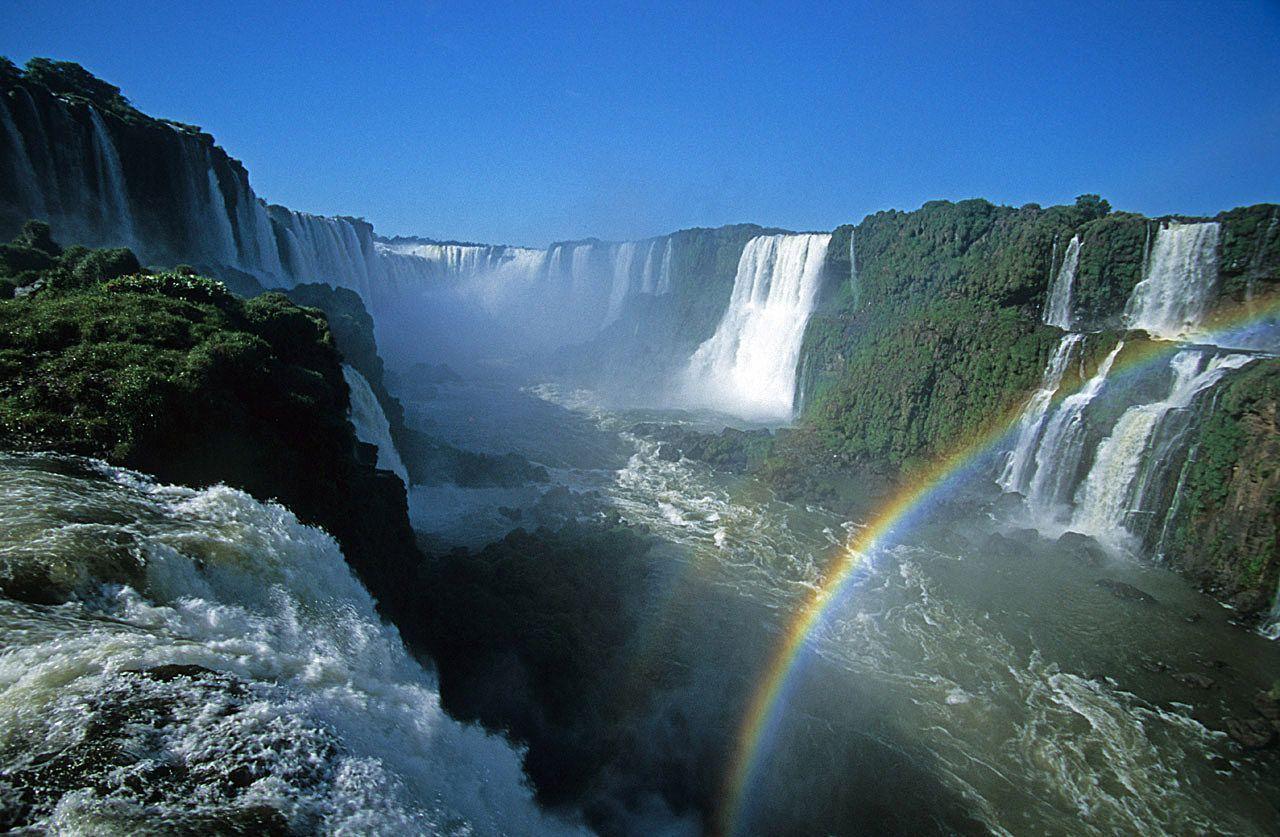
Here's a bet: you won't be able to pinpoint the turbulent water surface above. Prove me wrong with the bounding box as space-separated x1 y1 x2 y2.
0 454 583 835
403 378 1280 835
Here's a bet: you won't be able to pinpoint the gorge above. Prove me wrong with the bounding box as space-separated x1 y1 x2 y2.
1 57 1279 836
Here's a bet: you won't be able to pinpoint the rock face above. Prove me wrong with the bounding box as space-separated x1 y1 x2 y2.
629 423 774 473
1163 361 1280 616
0 250 423 627
1094 579 1159 605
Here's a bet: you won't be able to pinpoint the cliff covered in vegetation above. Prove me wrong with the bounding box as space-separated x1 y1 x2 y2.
0 225 422 618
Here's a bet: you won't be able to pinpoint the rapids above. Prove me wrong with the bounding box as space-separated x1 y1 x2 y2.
402 377 1280 835
0 454 583 835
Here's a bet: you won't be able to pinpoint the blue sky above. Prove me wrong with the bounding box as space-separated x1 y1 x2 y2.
5 1 1279 246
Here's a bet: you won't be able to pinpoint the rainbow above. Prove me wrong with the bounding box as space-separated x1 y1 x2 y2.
718 295 1279 835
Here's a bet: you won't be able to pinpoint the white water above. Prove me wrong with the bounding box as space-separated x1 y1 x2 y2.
680 234 831 421
1043 235 1080 330
518 384 1273 836
999 334 1083 494
342 365 410 485
86 108 136 250
0 455 582 834
1124 223 1221 340
0 94 45 218
1070 351 1254 545
1024 342 1125 518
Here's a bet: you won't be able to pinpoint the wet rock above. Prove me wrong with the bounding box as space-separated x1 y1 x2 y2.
992 492 1025 516
1172 672 1216 689
1226 718 1277 750
1183 612 1203 624
1139 657 1169 674
1005 527 1042 545
1058 532 1107 567
498 505 523 522
982 532 1022 559
127 664 220 682
1208 755 1234 772
1252 691 1280 721
655 443 680 462
1094 578 1158 605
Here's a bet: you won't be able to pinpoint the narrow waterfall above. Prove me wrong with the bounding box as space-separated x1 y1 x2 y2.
680 233 831 421
86 108 136 248
998 334 1083 493
342 365 410 485
1023 342 1125 518
605 241 639 325
1069 351 1254 544
1043 235 1080 330
655 238 674 294
1124 222 1220 340
0 94 44 218
1266 591 1280 641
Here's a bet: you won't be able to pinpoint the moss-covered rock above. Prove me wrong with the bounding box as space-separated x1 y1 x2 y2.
0 239 422 624
1164 360 1280 615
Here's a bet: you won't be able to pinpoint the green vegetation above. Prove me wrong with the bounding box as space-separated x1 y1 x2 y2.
1216 203 1280 303
1165 360 1280 610
0 224 421 618
787 198 1097 485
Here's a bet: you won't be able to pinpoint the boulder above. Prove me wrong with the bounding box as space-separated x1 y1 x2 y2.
1095 578 1158 605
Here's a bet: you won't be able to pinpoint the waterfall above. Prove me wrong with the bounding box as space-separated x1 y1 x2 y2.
0 455 579 834
679 233 831 421
605 241 639 325
342 365 410 485
1265 591 1280 641
655 238 674 294
998 334 1083 493
1069 351 1254 545
86 108 136 248
1023 342 1125 519
0 94 44 218
1043 235 1080 330
1124 222 1220 340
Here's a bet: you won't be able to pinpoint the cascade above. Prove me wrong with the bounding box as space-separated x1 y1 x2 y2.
605 240 639 325
1124 222 1220 340
0 94 44 219
655 238 674 294
0 455 576 834
680 233 831 421
1043 235 1080 329
1023 342 1124 519
342 365 411 485
1069 351 1254 544
998 334 1083 494
86 108 136 248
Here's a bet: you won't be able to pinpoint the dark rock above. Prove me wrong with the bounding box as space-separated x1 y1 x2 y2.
1226 718 1277 750
1139 658 1169 674
982 532 1022 559
1208 755 1234 772
992 492 1026 516
1058 532 1107 567
498 505 523 522
1183 612 1203 624
1172 672 1215 689
126 664 219 682
1252 691 1280 721
1095 578 1158 605
1005 527 1043 545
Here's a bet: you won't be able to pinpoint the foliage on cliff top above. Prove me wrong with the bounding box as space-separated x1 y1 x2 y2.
0 224 360 508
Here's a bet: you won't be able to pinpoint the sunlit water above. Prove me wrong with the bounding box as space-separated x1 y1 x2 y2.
408 379 1280 835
